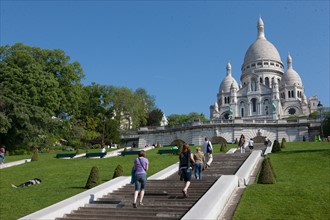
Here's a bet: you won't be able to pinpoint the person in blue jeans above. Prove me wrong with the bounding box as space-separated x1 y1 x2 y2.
194 147 205 180
133 150 149 208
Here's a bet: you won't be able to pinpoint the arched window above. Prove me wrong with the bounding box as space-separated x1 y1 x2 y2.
260 77 263 84
288 91 291 98
251 98 257 113
291 91 294 98
264 99 269 115
265 77 270 87
251 78 257 91
239 101 245 117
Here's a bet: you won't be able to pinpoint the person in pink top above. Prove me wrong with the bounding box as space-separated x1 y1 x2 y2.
133 150 149 208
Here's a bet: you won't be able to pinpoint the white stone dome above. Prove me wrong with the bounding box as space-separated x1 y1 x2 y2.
281 54 302 86
219 62 239 92
243 18 282 65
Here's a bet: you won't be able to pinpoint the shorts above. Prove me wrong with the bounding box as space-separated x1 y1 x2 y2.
180 168 192 182
134 173 147 192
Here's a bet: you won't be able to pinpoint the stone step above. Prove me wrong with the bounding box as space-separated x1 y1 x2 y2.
55 151 254 220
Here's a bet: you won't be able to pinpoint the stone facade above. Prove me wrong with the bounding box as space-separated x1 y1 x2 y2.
121 119 320 147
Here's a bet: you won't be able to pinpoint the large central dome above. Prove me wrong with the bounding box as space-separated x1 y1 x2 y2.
243 17 282 65
243 38 281 64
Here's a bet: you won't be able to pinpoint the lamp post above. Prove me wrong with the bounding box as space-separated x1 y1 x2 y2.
101 102 113 147
102 115 106 147
317 101 324 140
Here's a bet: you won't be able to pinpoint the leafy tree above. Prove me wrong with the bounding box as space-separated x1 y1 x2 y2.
0 43 84 150
147 108 164 126
167 112 208 126
135 88 156 111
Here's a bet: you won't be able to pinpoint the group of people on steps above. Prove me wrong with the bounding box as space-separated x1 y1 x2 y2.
131 137 214 207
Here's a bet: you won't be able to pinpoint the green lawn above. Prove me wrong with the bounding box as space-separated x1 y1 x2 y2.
5 142 326 220
233 142 330 220
0 147 181 220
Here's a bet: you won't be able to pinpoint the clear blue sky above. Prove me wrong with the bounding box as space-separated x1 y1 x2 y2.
1 1 329 118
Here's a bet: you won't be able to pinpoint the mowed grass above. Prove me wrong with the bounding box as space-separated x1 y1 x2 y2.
233 142 330 220
0 147 183 220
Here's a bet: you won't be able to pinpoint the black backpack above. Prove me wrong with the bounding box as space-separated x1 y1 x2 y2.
179 150 191 168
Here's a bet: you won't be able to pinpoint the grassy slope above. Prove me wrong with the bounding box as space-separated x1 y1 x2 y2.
233 142 330 220
0 148 181 220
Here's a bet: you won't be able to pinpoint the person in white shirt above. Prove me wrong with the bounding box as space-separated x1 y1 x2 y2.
202 137 213 168
248 138 254 151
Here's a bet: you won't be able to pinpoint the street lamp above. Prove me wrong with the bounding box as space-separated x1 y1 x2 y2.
317 101 324 140
101 102 113 147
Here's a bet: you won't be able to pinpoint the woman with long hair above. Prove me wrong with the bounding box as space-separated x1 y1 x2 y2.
178 143 195 198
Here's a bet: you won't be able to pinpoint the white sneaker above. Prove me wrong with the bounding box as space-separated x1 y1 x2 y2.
11 184 17 188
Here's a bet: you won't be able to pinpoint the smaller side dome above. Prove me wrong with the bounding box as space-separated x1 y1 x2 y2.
219 62 239 93
281 54 302 87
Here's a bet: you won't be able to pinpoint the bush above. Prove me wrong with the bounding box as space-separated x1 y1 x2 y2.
9 149 29 156
234 138 238 144
257 157 276 184
281 138 287 148
112 164 124 179
85 166 101 189
31 148 39 161
272 140 281 153
220 142 228 152
303 136 306 142
68 139 82 149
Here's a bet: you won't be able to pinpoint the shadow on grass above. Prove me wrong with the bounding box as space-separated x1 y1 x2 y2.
276 149 330 155
70 186 86 189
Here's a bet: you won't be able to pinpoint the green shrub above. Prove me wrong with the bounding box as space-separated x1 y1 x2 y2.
31 148 39 161
68 139 82 149
220 142 228 152
257 157 276 184
112 164 124 179
272 140 281 153
303 136 306 142
10 149 29 156
281 138 287 148
234 138 238 144
85 166 100 189
92 144 101 149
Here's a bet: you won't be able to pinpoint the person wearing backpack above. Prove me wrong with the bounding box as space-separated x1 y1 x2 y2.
202 137 213 168
178 143 195 198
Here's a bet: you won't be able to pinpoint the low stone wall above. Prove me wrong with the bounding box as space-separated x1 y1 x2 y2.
236 150 263 186
19 177 131 220
182 175 239 220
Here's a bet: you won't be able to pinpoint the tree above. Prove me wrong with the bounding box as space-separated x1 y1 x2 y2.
167 112 208 126
0 43 84 150
135 88 156 111
147 108 164 126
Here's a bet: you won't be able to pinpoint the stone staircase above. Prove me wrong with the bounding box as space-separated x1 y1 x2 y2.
55 151 254 220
